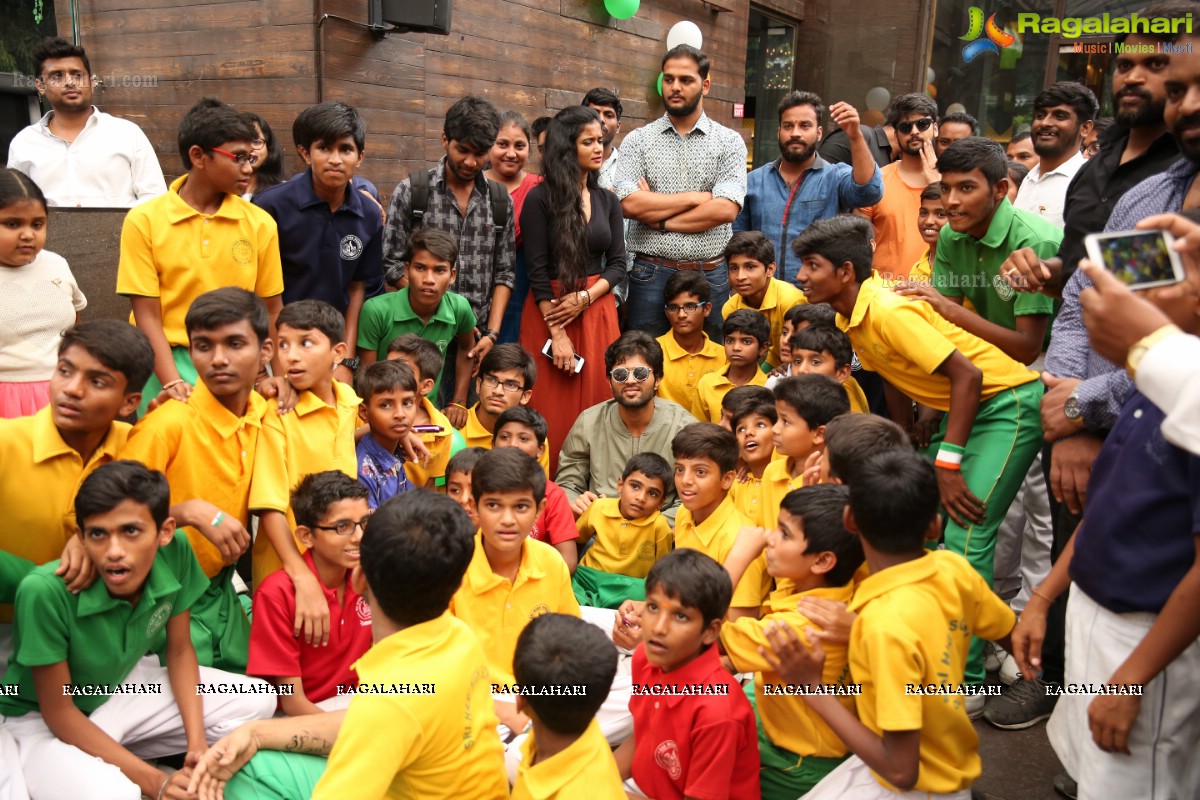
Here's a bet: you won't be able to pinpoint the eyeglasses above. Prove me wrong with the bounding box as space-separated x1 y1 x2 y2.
481 373 525 393
609 366 653 383
664 301 707 315
251 138 266 148
208 147 259 166
1082 141 1100 157
896 118 935 135
312 514 372 537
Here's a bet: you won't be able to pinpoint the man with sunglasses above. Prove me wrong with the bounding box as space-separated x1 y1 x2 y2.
8 36 166 207
857 93 942 282
557 332 694 524
117 97 284 412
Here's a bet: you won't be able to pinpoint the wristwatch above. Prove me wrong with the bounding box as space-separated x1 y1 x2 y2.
1063 388 1084 425
1126 324 1181 379
339 356 361 371
484 328 500 341
658 219 668 232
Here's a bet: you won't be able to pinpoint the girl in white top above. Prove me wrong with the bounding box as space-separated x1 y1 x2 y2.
0 168 87 418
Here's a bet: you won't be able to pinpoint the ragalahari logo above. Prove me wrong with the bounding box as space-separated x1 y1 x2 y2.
961 8 1016 62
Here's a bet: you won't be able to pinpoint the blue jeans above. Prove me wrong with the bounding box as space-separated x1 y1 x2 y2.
625 257 729 340
497 249 528 345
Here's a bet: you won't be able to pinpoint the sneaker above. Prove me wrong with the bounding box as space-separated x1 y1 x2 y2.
983 642 1006 672
999 653 1021 686
983 678 1057 729
966 692 986 720
1053 772 1078 799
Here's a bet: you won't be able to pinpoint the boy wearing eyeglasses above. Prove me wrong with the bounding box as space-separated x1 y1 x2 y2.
248 471 374 717
117 97 284 416
458 344 552 476
656 270 727 408
855 92 942 283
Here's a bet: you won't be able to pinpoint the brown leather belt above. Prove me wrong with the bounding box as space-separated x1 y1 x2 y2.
640 255 723 271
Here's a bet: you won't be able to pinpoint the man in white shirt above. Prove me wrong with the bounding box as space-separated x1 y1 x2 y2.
7 37 166 208
1013 82 1098 228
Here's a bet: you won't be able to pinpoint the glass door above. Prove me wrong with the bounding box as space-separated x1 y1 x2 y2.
745 7 798 169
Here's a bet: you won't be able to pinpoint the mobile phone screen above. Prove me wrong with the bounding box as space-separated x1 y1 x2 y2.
1093 232 1178 287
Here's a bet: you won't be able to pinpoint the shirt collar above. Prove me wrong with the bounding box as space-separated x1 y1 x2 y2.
463 533 547 594
978 197 1017 249
655 112 713 137
464 404 493 443
770 155 827 174
76 544 183 618
680 496 738 548
517 720 609 797
303 549 350 598
292 380 360 418
391 288 456 325
1033 150 1086 180
30 406 124 466
36 106 101 134
164 175 248 224
764 581 853 615
848 551 939 612
660 331 719 361
294 168 367 218
840 274 884 331
358 431 403 471
188 381 266 438
434 157 489 196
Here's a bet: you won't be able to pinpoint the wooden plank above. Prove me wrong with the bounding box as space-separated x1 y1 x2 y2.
89 52 313 83
80 25 316 58
81 1 311 36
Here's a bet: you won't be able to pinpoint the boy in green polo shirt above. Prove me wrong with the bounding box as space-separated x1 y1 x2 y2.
356 228 481 426
0 461 273 800
897 137 1060 365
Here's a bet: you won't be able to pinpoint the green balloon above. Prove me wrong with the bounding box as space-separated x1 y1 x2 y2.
656 72 663 96
604 0 639 20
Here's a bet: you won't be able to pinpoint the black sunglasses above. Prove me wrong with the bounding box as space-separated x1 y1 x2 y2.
897 118 935 135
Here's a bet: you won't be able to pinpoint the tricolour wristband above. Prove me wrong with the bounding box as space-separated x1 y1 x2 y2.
935 444 964 470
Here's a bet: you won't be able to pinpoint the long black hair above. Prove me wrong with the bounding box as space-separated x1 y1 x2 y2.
242 111 284 191
541 105 603 294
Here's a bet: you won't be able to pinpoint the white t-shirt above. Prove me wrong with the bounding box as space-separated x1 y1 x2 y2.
0 249 87 381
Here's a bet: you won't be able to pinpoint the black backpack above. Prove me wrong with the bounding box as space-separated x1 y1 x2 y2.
408 168 510 249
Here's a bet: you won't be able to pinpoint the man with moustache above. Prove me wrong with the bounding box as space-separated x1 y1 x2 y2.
733 91 882 284
1013 82 1098 228
8 37 166 207
984 6 1195 765
858 93 942 282
615 45 747 338
582 87 625 191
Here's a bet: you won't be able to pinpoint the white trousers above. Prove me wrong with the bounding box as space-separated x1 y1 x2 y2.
805 755 971 800
993 453 1053 614
2 657 276 800
1048 585 1200 800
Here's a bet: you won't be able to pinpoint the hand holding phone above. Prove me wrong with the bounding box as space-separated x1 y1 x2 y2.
1083 229 1185 290
541 338 585 374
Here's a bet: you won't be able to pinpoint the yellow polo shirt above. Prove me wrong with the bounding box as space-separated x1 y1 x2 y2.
405 398 456 487
121 382 270 577
728 475 767 528
248 380 361 586
674 496 770 609
838 276 1038 412
691 366 769 424
722 278 806 368
512 719 624 800
656 331 727 409
449 535 581 686
117 175 284 346
0 409 131 621
721 582 856 758
311 612 509 800
849 550 1016 793
576 497 672 579
844 377 869 414
760 458 804 531
462 404 551 476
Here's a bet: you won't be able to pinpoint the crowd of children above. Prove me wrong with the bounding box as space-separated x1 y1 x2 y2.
1 63 1196 800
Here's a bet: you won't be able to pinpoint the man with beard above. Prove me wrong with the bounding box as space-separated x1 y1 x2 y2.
615 45 747 339
934 111 980 157
556 332 694 524
733 91 882 284
858 93 942 281
1013 83 1097 228
8 37 166 207
984 6 1194 777
1007 131 1040 171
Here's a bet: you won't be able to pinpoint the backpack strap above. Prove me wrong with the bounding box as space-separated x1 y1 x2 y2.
409 168 430 228
485 178 510 246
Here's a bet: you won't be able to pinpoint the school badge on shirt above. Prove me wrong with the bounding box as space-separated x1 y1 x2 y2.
146 603 173 640
654 740 682 780
340 235 364 260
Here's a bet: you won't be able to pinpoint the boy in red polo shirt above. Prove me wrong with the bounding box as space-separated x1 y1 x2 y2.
247 472 373 714
615 549 760 800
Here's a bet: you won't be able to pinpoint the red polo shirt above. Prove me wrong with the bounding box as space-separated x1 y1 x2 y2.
530 479 578 546
247 550 373 704
630 643 760 800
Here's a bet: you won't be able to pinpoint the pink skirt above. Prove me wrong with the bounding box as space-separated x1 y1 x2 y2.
0 381 50 419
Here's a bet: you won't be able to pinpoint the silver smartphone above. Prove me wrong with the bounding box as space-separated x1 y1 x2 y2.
1083 229 1185 290
541 339 585 374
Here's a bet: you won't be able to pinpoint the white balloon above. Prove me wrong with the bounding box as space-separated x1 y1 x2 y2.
926 67 935 85
946 102 967 115
666 21 703 50
865 86 891 112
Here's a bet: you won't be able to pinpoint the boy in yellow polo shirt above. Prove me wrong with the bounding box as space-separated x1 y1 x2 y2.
572 453 673 609
121 288 280 672
117 98 284 416
457 344 550 476
761 375 849 531
692 309 771 424
385 334 464 487
251 300 361 599
656 270 726 408
509 614 624 800
729 396 777 528
793 215 1042 690
448 448 580 736
672 423 768 618
788 325 870 414
0 320 153 655
722 231 805 369
764 450 1015 800
721 484 864 799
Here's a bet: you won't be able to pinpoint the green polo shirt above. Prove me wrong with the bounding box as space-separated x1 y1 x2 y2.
0 532 209 717
933 199 1060 341
356 287 477 400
